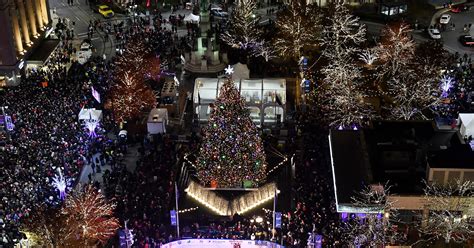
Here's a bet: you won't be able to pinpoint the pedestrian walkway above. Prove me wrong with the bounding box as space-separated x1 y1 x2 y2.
78 144 141 187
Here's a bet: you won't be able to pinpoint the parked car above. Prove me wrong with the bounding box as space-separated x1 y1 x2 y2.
77 41 93 64
459 35 474 46
92 5 114 18
428 28 441 39
439 14 451 24
450 4 471 13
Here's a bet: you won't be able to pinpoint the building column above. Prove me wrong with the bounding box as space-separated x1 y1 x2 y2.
39 0 48 25
10 7 24 54
17 0 31 45
34 0 43 30
25 0 38 36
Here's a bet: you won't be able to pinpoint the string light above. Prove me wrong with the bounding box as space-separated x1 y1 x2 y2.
178 207 199 213
195 77 267 188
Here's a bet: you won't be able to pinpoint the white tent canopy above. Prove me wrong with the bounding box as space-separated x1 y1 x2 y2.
78 108 103 121
193 78 286 124
184 13 200 23
459 113 474 138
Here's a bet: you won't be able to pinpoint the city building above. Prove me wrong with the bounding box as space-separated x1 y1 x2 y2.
329 121 474 214
0 0 51 86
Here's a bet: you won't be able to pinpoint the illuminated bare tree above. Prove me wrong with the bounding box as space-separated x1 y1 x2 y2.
376 23 415 79
375 25 443 120
221 0 272 60
386 74 441 120
21 204 70 247
114 37 151 77
62 185 120 246
107 71 156 123
341 183 405 247
274 0 322 61
419 180 474 244
312 0 373 128
312 61 375 128
358 48 379 66
319 0 366 61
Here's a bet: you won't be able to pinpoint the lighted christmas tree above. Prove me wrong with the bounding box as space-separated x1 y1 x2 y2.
196 77 267 188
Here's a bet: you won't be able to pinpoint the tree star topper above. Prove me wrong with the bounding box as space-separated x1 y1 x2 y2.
225 65 234 75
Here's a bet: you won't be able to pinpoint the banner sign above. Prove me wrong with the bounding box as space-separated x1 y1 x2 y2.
315 235 322 248
118 229 127 248
170 210 177 226
5 115 13 131
91 86 101 103
274 212 282 228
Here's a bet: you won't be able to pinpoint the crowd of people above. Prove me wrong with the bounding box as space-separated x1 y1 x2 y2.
2 0 472 246
102 135 177 247
435 53 473 126
0 43 112 245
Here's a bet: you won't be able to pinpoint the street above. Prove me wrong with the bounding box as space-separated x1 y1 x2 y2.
439 10 474 55
49 0 116 58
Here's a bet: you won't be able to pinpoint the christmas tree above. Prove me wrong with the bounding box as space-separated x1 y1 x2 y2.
196 78 267 188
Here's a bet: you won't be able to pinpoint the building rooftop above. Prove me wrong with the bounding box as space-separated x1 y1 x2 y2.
329 121 471 211
428 145 474 169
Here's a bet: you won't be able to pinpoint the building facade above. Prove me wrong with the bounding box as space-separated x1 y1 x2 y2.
0 0 51 86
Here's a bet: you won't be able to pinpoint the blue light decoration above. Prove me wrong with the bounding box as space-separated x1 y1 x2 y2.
304 79 311 93
51 168 67 200
440 75 455 98
84 119 100 138
341 212 348 221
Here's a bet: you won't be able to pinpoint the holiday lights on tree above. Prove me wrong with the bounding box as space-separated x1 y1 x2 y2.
195 77 267 188
21 203 69 247
107 35 158 123
341 183 404 247
377 26 441 120
376 23 415 80
107 71 156 123
62 185 120 246
366 23 440 120
319 0 366 61
311 0 373 128
114 37 152 80
221 0 272 60
386 74 441 120
274 0 321 61
418 180 474 244
358 48 379 66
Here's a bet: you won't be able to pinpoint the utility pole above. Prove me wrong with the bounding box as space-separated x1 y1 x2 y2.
272 188 277 240
175 182 180 239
